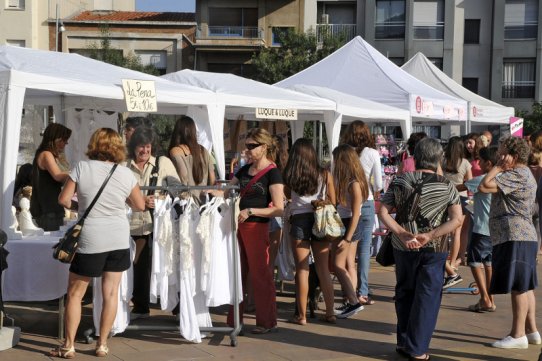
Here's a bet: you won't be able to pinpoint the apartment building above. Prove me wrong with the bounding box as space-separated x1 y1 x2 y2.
303 0 542 113
194 0 305 76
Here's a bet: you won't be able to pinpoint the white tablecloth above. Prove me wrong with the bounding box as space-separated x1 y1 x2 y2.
2 237 70 301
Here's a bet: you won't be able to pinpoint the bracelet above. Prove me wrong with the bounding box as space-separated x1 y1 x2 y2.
344 239 352 243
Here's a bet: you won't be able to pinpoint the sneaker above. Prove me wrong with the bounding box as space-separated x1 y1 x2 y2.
442 274 463 289
527 331 542 345
336 303 364 319
334 302 349 315
130 312 150 321
491 335 528 349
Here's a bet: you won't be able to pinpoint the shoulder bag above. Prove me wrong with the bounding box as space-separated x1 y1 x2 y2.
53 164 118 264
311 171 345 242
376 174 433 266
234 163 277 221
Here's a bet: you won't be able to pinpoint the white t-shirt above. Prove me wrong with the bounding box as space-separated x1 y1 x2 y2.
360 147 382 200
70 160 137 254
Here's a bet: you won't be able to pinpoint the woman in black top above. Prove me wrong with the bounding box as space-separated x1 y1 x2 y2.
30 123 71 231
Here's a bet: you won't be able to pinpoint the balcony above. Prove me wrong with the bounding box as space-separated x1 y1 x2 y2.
196 25 264 48
375 21 405 39
316 24 357 43
413 23 444 40
502 81 535 98
504 22 538 40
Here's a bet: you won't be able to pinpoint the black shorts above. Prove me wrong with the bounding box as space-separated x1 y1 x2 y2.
69 248 131 277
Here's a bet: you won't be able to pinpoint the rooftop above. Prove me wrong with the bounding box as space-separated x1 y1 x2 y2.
70 11 195 23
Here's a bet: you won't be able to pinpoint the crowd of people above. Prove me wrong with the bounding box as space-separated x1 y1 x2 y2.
20 119 541 359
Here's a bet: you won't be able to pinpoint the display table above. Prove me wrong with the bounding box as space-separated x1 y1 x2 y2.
2 236 69 339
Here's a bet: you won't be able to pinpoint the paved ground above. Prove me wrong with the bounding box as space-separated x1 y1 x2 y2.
2 260 542 360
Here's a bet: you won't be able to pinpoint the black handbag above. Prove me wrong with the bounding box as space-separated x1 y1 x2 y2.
53 164 118 263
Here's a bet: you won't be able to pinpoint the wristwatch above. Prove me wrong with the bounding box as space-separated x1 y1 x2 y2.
247 208 253 216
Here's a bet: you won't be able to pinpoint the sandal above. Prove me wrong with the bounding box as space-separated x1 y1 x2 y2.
468 301 496 313
95 344 109 357
49 345 76 359
320 315 336 324
251 326 278 335
287 315 306 325
409 354 430 360
358 296 375 306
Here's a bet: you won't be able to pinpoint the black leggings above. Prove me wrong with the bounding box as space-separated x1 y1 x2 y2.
132 234 152 314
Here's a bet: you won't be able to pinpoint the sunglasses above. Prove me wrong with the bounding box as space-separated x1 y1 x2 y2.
245 143 263 150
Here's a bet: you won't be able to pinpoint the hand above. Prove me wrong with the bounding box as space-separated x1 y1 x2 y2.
497 154 514 171
238 209 250 223
337 239 349 248
398 231 420 249
414 232 433 247
145 195 155 209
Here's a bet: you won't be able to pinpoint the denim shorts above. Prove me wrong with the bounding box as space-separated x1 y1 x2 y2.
467 232 492 267
289 213 317 241
341 217 363 242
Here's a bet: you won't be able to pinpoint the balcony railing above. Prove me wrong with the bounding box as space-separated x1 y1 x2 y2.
199 26 262 38
504 22 538 40
316 24 357 43
375 21 405 39
413 23 444 40
502 81 535 98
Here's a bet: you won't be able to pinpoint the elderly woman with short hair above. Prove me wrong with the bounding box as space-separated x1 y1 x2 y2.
479 136 539 349
378 138 462 360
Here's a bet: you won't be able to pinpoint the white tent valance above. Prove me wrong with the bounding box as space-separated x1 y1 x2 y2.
402 52 514 127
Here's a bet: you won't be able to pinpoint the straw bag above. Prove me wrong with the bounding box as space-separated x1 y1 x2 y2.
311 172 345 241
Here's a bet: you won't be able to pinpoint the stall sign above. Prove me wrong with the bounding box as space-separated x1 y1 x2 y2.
122 79 157 113
509 117 523 138
255 108 297 120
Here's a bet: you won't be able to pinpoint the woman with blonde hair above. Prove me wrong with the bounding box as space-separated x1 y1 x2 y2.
341 120 382 305
51 128 145 358
332 144 368 318
31 123 72 231
211 127 284 334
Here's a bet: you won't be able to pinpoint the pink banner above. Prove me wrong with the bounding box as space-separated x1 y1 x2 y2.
509 117 524 138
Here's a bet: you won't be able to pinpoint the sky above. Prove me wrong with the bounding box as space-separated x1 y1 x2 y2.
136 0 195 12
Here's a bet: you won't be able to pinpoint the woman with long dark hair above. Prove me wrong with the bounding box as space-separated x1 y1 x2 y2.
283 138 336 324
30 123 72 231
465 132 485 177
169 115 216 203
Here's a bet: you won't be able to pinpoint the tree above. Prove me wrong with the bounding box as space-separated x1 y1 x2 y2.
518 102 542 134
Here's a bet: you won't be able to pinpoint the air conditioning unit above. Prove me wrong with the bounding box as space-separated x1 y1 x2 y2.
321 14 329 24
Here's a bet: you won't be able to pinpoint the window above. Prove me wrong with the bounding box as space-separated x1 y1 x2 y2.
6 0 24 9
462 78 479 93
6 39 25 47
208 7 259 38
375 0 405 39
317 3 357 24
135 51 167 75
271 27 293 46
428 57 443 70
502 59 535 98
413 0 444 40
464 19 480 44
504 0 538 39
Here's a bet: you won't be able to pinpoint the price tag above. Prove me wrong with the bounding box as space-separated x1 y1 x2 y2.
122 79 157 113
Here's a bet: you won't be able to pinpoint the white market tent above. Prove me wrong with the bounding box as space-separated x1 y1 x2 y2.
161 69 337 147
0 45 219 232
277 36 469 144
402 52 514 130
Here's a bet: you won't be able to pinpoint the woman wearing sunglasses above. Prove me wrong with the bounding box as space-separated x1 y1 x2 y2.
212 128 284 334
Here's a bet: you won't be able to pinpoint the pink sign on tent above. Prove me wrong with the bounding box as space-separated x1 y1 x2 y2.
509 117 523 138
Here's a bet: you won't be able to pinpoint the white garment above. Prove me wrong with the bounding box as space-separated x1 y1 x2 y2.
196 197 220 292
360 147 382 200
205 198 243 306
92 239 134 336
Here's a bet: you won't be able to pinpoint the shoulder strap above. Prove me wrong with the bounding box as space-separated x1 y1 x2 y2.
395 173 433 224
147 157 160 195
240 163 277 198
80 164 118 220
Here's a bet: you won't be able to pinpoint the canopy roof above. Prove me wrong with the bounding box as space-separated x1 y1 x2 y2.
277 36 468 122
402 52 514 125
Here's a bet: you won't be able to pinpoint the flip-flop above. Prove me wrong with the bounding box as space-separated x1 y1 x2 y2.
251 326 278 334
468 302 496 313
49 346 76 359
409 354 430 360
358 296 375 305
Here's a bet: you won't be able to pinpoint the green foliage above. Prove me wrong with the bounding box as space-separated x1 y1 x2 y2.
250 28 347 84
86 25 159 76
519 102 542 134
148 114 177 156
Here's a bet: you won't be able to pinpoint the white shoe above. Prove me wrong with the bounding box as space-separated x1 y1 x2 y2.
491 335 528 349
527 331 542 345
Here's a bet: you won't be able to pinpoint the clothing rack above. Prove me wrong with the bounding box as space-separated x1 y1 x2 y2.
126 184 241 347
